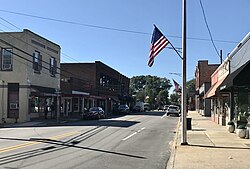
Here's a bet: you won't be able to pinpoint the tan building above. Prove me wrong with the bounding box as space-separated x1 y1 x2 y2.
0 29 60 123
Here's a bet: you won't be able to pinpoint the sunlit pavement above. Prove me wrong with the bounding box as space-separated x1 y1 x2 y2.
0 111 178 169
167 111 250 169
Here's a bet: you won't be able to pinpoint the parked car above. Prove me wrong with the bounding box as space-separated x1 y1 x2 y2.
133 101 144 112
117 104 130 114
163 105 170 111
144 103 151 111
158 105 164 111
133 105 142 112
82 107 105 119
166 105 180 116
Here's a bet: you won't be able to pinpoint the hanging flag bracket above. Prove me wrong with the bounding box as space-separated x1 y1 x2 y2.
168 41 183 60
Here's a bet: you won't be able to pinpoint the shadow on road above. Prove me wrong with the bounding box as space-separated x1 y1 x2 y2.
130 111 166 117
0 131 147 166
0 119 140 129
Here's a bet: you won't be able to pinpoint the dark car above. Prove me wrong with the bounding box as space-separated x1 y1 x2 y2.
83 107 105 119
117 104 130 114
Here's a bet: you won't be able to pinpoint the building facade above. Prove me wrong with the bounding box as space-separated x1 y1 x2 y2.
195 60 219 116
60 61 130 117
217 32 250 126
0 29 60 123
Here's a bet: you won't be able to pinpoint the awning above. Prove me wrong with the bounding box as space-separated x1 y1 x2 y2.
30 85 57 97
219 60 250 91
204 76 227 98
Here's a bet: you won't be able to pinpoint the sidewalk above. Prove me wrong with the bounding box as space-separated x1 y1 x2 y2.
167 111 250 169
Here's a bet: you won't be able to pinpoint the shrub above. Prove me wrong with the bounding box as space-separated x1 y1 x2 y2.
227 121 234 125
237 125 246 129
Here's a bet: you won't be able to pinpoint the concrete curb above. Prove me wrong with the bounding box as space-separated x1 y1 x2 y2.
166 117 181 169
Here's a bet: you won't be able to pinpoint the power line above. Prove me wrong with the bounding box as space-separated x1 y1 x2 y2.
199 0 221 58
0 9 239 44
0 28 123 88
0 16 21 30
0 16 84 64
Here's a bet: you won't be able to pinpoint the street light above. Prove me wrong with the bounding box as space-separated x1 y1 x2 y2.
169 72 182 77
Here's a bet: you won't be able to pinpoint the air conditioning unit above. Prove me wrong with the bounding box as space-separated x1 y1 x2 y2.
3 64 12 70
10 103 18 109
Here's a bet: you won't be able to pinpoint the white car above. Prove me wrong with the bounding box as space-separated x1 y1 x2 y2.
166 105 180 116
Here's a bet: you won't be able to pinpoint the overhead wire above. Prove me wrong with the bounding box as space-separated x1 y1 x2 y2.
199 0 221 59
0 9 239 44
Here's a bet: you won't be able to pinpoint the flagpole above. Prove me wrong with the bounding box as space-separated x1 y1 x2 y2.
181 0 188 145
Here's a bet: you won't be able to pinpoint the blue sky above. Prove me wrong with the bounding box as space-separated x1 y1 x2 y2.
0 0 249 87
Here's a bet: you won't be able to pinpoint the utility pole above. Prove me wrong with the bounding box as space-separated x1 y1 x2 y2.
181 0 188 145
55 89 61 123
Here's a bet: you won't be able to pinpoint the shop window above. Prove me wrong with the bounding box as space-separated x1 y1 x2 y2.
73 98 79 112
30 97 39 113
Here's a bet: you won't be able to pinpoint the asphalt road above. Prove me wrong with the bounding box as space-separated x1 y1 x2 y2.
0 111 178 169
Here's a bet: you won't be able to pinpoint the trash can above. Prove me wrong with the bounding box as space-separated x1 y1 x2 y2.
187 117 192 130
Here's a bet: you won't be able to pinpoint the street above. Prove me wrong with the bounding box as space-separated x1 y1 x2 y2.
0 111 178 169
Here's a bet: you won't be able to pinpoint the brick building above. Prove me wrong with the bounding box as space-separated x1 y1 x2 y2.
60 61 130 117
195 60 219 116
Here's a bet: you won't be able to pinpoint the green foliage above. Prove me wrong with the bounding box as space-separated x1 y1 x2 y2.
227 121 234 125
186 78 196 97
170 93 181 105
130 75 172 108
237 125 246 129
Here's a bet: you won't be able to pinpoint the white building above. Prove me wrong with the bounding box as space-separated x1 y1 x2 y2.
0 29 60 123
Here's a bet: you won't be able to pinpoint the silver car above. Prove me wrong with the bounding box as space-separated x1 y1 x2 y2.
166 105 180 116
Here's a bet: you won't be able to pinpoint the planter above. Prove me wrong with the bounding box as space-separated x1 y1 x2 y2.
236 128 246 138
227 125 235 133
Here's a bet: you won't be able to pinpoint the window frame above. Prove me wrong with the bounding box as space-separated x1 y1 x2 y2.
33 51 42 73
50 56 57 77
1 48 13 71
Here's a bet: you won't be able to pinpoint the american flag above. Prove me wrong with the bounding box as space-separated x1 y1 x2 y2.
148 25 169 67
173 79 180 92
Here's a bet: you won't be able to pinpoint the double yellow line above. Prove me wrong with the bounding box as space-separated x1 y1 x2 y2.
0 131 80 153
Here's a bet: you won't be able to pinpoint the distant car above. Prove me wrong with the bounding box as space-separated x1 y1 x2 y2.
158 106 164 111
133 105 143 112
117 104 130 114
144 103 150 111
83 107 104 119
166 105 180 116
163 105 170 111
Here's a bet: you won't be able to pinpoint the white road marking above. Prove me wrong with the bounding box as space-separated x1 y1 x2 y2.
161 113 167 118
137 127 145 133
122 127 145 141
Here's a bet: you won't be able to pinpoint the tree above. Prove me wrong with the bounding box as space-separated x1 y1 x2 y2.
170 93 181 105
130 75 172 108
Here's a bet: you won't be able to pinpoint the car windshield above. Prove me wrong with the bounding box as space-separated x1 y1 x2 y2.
119 105 127 108
169 106 179 110
89 107 99 111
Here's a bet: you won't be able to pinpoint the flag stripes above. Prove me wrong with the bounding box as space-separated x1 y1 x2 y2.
148 25 169 67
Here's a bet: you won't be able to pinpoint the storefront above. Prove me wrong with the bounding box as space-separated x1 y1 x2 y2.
205 59 229 125
219 60 250 126
29 85 58 119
